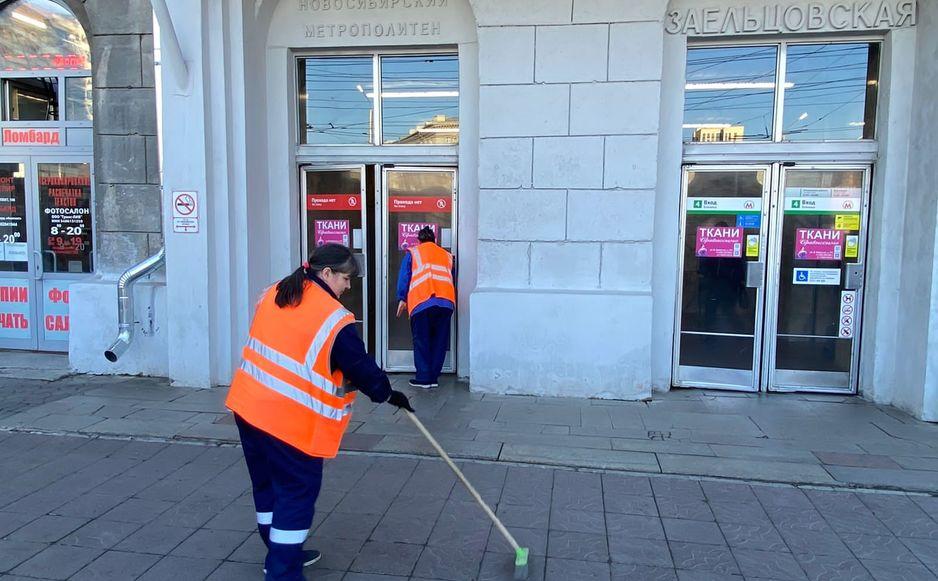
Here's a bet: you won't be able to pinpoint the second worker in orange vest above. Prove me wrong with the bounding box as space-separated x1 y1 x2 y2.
396 226 456 388
226 243 413 581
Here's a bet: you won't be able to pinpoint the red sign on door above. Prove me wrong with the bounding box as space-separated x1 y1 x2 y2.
389 196 451 213
0 281 31 340
307 194 361 211
43 284 70 342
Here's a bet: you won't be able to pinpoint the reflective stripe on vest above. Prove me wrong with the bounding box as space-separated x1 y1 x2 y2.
244 304 351 398
239 358 349 421
306 307 351 372
408 247 453 290
226 283 356 459
409 270 454 290
406 243 455 314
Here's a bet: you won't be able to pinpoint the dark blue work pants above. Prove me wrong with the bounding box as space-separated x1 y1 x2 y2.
235 415 323 581
411 305 452 384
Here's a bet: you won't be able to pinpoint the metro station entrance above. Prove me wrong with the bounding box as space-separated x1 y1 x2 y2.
673 164 871 393
301 164 457 372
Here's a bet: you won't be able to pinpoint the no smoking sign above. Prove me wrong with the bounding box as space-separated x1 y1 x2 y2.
172 191 199 234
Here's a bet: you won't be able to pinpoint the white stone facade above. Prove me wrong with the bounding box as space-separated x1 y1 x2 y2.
471 0 664 400
59 0 938 422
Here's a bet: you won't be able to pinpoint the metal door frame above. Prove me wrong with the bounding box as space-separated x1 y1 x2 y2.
0 155 38 350
299 163 371 351
380 165 457 373
0 154 94 351
28 155 96 352
762 163 872 394
672 163 772 392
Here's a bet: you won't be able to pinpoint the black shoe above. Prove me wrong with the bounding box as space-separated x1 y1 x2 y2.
409 379 437 389
263 550 322 573
302 549 322 566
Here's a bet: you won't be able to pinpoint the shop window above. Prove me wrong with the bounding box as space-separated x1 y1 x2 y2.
0 163 28 273
38 162 93 273
683 46 778 142
782 43 879 141
1 0 92 124
65 76 92 121
683 41 880 143
3 77 59 121
0 0 90 72
380 55 458 145
297 52 459 146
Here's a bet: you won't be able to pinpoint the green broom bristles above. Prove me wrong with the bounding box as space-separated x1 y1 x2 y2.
514 547 529 579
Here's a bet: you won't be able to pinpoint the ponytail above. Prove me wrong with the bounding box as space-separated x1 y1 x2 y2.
274 243 360 308
275 267 308 308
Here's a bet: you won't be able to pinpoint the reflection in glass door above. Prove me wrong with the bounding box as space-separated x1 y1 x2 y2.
0 158 93 351
674 166 769 391
33 159 93 351
301 166 369 347
673 164 871 394
765 167 870 392
0 159 37 350
382 167 456 372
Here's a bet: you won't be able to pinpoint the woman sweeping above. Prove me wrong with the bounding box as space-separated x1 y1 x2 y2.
226 243 413 581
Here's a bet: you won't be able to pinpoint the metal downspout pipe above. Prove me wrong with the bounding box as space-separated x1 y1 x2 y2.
104 247 166 362
103 0 183 362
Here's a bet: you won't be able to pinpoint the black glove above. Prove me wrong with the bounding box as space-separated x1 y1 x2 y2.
387 390 415 413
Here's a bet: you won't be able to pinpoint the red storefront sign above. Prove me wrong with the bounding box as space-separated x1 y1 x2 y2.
389 196 451 213
306 194 361 211
1 53 88 71
2 128 62 146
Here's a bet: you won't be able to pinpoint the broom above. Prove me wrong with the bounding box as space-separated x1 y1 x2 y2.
403 410 530 579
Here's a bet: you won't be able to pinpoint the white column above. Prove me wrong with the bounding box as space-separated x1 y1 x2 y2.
159 0 215 387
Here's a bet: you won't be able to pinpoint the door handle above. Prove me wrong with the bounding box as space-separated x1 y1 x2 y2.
353 253 366 277
746 261 765 288
32 250 43 280
845 263 864 290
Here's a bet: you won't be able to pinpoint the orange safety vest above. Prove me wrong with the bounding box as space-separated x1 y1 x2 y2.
226 282 357 458
406 242 455 315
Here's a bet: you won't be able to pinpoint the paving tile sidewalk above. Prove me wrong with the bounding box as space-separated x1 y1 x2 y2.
2 374 937 493
1 432 938 581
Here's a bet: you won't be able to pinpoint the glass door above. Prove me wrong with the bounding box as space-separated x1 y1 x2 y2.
301 165 369 347
31 158 94 352
674 166 770 392
0 158 37 350
382 166 456 372
0 156 92 351
764 166 870 393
